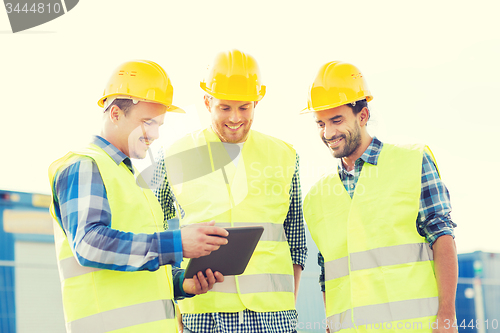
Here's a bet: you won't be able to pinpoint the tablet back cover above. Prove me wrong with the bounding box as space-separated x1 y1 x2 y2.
184 226 264 277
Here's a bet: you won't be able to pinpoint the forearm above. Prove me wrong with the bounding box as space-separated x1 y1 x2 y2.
293 264 302 303
74 226 182 271
323 291 330 333
433 235 458 317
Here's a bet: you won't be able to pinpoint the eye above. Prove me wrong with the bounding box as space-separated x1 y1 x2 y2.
143 120 153 126
317 122 325 128
221 107 230 111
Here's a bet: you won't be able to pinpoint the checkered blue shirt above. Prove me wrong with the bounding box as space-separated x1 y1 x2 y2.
153 147 307 333
317 137 456 291
50 136 189 298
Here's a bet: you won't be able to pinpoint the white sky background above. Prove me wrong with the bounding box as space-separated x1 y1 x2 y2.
0 0 499 254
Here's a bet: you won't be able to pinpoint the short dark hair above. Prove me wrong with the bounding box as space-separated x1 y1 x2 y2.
345 99 370 121
346 99 368 114
104 98 136 116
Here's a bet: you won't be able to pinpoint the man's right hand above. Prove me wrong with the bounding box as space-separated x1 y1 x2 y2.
180 221 229 258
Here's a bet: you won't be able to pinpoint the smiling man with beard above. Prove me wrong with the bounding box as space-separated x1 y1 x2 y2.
302 61 458 333
154 49 307 333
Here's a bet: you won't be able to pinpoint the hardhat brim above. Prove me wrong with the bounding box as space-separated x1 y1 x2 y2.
200 82 266 102
98 94 185 113
299 96 373 115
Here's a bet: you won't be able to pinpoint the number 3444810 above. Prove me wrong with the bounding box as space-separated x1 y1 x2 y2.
5 3 62 14
441 319 499 330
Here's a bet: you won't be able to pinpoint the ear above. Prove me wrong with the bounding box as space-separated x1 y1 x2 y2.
358 107 370 127
254 101 259 108
108 105 122 123
204 95 212 112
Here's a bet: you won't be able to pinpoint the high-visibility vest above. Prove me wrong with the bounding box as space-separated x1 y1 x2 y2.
49 143 177 333
304 144 439 333
165 128 297 313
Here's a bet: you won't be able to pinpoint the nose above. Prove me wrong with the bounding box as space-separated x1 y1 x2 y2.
141 123 160 142
323 123 337 140
147 124 160 141
228 109 241 123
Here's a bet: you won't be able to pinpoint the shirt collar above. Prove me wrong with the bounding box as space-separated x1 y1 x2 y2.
338 136 384 172
361 136 383 165
92 135 131 168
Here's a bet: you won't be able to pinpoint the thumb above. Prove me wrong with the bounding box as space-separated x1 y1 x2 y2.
197 220 216 226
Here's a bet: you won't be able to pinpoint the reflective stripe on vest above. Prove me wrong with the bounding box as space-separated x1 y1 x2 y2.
214 222 286 242
210 274 294 294
325 243 433 282
68 299 175 333
59 256 101 280
327 297 439 332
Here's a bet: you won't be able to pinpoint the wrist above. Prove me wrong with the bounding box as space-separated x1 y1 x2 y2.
437 308 456 319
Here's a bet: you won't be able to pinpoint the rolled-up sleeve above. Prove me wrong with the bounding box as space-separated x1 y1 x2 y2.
417 151 457 248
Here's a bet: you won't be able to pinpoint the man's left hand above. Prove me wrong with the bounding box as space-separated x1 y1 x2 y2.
182 269 224 295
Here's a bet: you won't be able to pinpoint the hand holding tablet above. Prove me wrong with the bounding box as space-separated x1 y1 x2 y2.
184 226 264 278
180 221 229 258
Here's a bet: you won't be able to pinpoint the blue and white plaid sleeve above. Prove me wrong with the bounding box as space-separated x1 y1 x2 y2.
284 153 308 269
52 156 183 272
417 151 456 248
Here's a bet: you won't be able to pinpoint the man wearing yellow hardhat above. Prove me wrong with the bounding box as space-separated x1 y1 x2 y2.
49 60 230 332
154 49 307 333
301 61 458 333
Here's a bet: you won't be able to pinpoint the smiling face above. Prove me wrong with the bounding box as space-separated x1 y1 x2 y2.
109 101 167 159
205 96 256 143
314 104 364 159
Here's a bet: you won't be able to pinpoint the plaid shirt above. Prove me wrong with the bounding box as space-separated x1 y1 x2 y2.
153 145 307 333
317 137 456 291
50 136 189 298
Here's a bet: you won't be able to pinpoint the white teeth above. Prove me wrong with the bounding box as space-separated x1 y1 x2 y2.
227 124 241 129
328 138 342 146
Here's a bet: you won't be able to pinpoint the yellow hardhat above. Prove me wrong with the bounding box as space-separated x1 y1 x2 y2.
98 60 184 113
200 49 266 102
300 61 373 114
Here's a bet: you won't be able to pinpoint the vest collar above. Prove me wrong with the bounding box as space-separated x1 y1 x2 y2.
91 136 133 173
338 137 384 174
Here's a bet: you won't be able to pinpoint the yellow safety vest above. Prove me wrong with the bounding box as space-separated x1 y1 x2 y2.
49 143 177 333
304 144 439 333
165 128 296 313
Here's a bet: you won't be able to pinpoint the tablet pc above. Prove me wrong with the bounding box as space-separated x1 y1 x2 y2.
184 226 264 278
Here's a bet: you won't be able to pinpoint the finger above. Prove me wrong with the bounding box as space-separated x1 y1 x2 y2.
192 275 202 292
205 269 216 286
206 235 228 246
197 271 209 291
204 226 229 237
203 244 221 253
214 271 224 283
203 248 214 256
